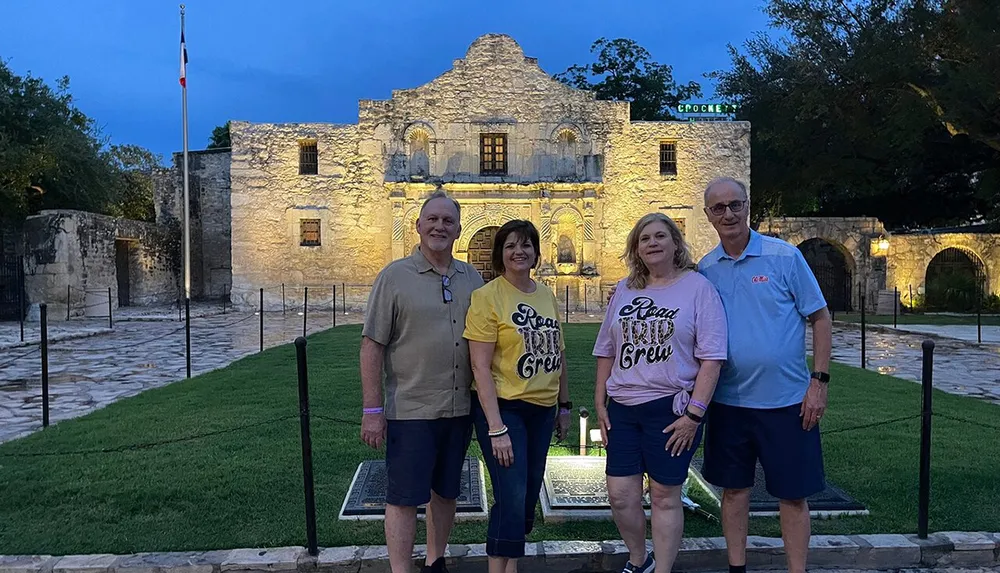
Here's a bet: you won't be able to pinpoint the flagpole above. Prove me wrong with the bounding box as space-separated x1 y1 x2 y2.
180 4 190 301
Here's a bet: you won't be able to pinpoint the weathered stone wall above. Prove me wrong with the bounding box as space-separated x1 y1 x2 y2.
153 148 231 299
759 217 888 307
227 34 751 311
600 121 752 283
22 210 179 320
888 233 1000 305
229 122 388 310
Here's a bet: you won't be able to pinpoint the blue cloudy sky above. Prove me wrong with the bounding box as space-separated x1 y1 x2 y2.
0 0 775 160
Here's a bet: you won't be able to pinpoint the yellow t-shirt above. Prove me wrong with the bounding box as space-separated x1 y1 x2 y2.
463 276 566 407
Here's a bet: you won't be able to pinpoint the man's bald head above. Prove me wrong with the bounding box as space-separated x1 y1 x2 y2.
704 177 748 205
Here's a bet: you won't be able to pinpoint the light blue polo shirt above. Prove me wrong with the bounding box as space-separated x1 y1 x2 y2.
698 230 827 409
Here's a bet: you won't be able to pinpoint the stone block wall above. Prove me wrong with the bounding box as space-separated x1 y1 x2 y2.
600 121 752 282
153 148 232 299
228 121 389 310
22 210 179 319
888 232 1000 306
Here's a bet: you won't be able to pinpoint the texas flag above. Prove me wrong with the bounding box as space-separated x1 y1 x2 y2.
179 31 188 88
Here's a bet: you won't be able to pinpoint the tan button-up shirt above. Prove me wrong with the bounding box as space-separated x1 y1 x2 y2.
362 247 485 420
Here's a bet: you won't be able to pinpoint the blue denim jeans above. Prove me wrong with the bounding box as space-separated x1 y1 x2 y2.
472 395 555 558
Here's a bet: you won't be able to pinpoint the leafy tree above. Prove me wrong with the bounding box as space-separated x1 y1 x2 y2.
0 59 163 226
104 144 162 222
0 59 112 224
208 121 231 149
555 38 702 121
713 0 999 230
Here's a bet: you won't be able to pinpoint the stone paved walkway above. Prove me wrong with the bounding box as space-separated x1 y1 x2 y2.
2 314 998 445
811 325 1000 405
0 310 364 444
887 324 1000 345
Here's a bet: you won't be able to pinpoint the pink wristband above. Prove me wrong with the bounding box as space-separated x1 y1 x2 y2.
363 407 383 414
689 399 709 411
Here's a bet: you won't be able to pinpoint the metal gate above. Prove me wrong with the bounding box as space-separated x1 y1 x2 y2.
798 239 853 312
925 247 987 312
0 255 25 320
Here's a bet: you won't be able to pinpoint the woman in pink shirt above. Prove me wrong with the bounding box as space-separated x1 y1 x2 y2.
593 213 728 573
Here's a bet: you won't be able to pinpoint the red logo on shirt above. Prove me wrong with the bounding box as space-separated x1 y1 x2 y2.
752 275 769 284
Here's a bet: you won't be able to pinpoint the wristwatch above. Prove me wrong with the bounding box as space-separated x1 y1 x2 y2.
811 371 830 383
559 401 573 410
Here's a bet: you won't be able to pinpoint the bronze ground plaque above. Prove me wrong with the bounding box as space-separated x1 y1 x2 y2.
338 456 487 521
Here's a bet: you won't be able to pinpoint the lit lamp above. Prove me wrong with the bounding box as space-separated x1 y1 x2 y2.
877 237 890 252
578 406 589 456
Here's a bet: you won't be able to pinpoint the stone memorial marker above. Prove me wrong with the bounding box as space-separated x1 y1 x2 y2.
338 456 487 521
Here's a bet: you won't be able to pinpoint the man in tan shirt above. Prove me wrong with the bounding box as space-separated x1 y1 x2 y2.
361 190 484 573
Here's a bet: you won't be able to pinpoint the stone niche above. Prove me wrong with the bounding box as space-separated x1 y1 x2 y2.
22 210 180 320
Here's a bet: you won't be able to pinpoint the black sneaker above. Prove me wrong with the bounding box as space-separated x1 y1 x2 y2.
421 557 447 573
622 553 655 573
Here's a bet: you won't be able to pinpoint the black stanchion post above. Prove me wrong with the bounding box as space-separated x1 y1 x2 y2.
332 285 337 328
259 288 264 353
918 339 935 539
185 298 191 379
294 337 319 557
342 282 346 315
282 283 286 315
860 292 867 369
977 285 982 344
894 286 898 328
107 287 113 329
18 270 24 342
41 303 49 428
565 285 570 324
584 287 588 314
303 287 308 338
67 285 71 321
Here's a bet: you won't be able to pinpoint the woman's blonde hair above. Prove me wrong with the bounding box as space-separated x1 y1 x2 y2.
622 213 695 289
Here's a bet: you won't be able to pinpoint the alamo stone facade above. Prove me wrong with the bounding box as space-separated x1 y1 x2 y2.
218 34 751 310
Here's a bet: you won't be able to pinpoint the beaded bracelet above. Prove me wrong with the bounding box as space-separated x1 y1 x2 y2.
488 425 509 438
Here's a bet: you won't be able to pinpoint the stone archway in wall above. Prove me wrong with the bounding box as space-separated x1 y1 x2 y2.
924 247 988 312
797 238 856 312
468 226 500 282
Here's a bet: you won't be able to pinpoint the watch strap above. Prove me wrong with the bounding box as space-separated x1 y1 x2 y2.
811 371 830 383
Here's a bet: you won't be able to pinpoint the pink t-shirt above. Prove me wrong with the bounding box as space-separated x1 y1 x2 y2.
593 271 729 413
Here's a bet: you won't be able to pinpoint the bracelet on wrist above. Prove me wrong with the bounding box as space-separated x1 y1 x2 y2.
559 408 571 415
488 425 508 438
689 398 709 412
363 407 383 415
685 410 703 424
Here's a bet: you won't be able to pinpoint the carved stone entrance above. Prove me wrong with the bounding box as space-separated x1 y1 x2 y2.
469 226 499 282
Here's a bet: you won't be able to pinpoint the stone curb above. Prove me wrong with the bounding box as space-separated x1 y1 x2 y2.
1 532 997 573
0 329 112 351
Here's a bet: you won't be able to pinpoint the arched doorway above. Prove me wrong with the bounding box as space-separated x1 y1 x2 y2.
468 226 499 282
798 238 854 312
924 247 988 312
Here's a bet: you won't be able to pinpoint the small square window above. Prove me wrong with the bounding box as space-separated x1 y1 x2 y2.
299 141 318 175
659 142 677 175
674 218 686 238
300 219 321 246
480 133 508 176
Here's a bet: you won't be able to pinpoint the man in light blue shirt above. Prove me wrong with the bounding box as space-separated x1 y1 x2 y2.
697 177 833 573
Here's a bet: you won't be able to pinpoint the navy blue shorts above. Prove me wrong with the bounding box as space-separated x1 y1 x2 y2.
385 416 473 507
702 402 825 500
605 395 703 486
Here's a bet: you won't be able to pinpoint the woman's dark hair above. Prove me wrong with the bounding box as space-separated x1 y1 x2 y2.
492 220 541 275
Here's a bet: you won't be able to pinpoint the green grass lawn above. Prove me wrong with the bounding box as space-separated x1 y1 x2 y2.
834 312 1000 326
0 324 998 556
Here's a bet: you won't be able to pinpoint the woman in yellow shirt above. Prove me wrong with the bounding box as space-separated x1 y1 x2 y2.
464 219 571 573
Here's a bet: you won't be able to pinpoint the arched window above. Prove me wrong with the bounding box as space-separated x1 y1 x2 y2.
409 129 430 178
557 235 576 263
556 130 577 179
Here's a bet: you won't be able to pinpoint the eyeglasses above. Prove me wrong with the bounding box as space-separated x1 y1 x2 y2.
442 274 453 304
707 200 748 216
